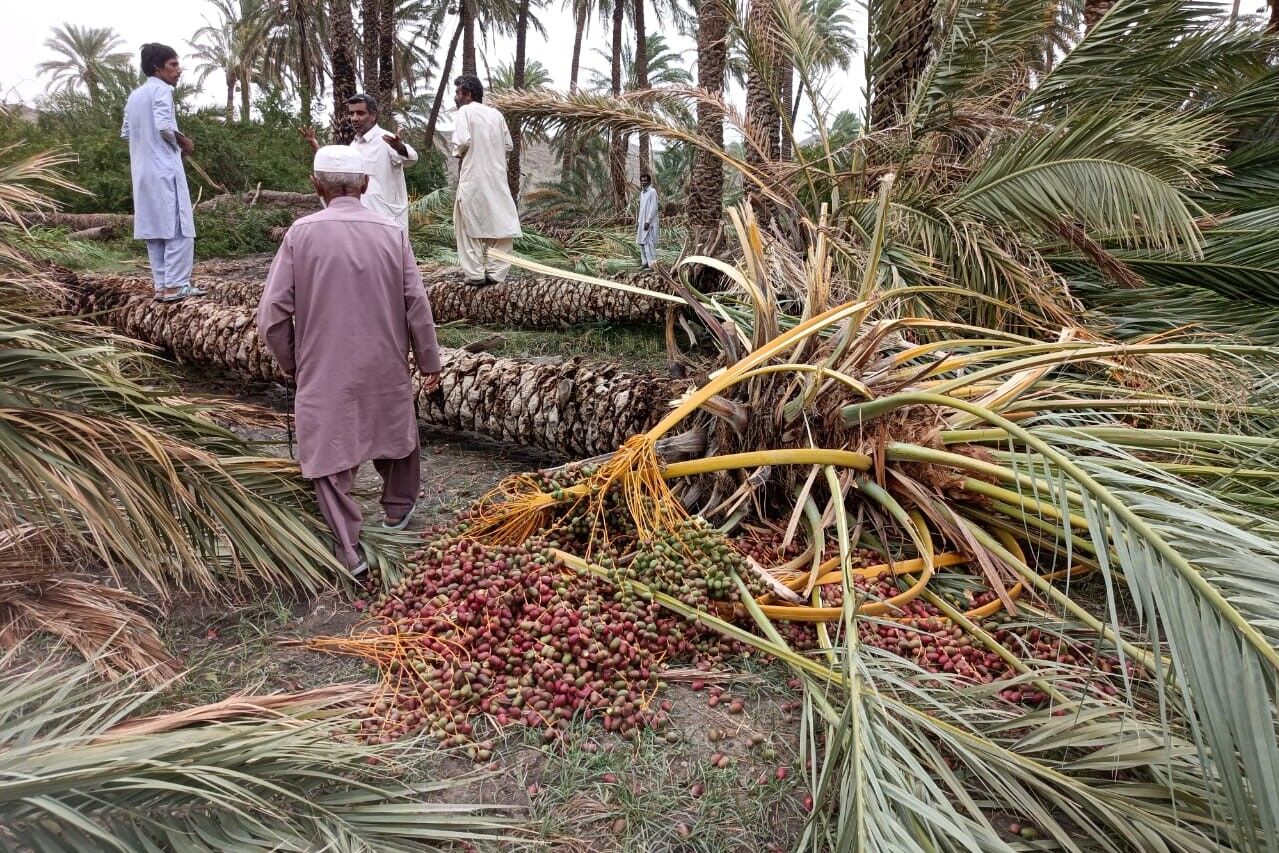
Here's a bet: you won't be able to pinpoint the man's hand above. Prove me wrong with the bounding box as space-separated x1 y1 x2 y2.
422 371 442 393
643 223 650 232
382 130 409 157
298 125 319 151
177 133 195 157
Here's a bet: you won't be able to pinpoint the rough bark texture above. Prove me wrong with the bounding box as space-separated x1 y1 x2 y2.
1270 0 1279 31
508 0 531 201
1083 0 1117 29
634 0 650 174
297 5 316 127
16 192 322 232
362 0 381 96
93 265 672 329
54 272 680 459
462 0 477 76
744 0 782 223
329 0 359 143
690 0 728 246
867 0 935 130
378 0 396 113
560 3 590 184
426 19 464 149
609 0 628 210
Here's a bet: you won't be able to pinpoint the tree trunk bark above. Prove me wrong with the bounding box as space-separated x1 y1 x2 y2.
330 0 359 143
1083 0 1117 30
298 12 315 128
744 0 781 222
1270 0 1279 31
560 2 590 184
634 0 650 174
378 0 396 114
461 0 477 76
867 0 935 130
240 70 252 124
609 0 628 210
779 57 793 160
689 0 728 245
508 0 531 201
225 73 236 123
362 0 380 96
425 18 464 156
56 273 679 460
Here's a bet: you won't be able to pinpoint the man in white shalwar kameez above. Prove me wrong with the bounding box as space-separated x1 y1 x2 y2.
450 75 522 286
635 173 659 269
299 93 418 230
122 43 204 302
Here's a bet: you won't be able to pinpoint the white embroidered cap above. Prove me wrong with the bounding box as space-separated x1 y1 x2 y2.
313 145 367 174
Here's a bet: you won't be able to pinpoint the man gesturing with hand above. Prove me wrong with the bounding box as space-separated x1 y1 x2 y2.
257 145 441 576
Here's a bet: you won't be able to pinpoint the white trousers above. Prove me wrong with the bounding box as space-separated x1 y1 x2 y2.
638 239 657 267
456 223 513 283
144 203 194 291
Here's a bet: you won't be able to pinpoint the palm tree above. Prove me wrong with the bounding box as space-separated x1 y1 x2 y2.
188 20 241 121
378 0 397 111
462 0 478 74
362 0 380 94
506 0 535 200
743 0 782 218
1084 0 1117 29
262 0 329 126
423 16 464 149
634 0 650 172
866 0 935 130
689 0 729 244
329 0 358 140
36 24 132 108
609 0 628 208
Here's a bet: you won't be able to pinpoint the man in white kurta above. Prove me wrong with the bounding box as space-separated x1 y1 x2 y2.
300 93 418 230
122 43 203 302
635 173 659 269
450 75 522 285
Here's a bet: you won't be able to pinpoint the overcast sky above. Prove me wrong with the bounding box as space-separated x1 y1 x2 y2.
1 0 1253 132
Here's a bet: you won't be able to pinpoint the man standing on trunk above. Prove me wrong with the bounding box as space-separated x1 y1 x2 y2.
300 94 418 230
635 173 659 270
122 43 205 303
257 146 442 575
450 75 522 286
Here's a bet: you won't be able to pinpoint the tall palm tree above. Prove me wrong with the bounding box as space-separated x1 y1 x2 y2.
462 0 478 74
329 0 358 140
188 21 241 121
634 0 650 172
559 0 613 183
36 24 132 108
609 0 628 208
424 16 464 148
378 0 397 111
362 0 380 94
866 0 935 130
743 0 782 219
689 0 729 244
262 0 329 126
507 0 535 200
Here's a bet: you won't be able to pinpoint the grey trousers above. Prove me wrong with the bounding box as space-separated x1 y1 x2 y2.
144 203 194 291
313 448 420 569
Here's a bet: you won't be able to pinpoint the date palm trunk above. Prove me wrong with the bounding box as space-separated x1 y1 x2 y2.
689 0 728 246
425 18 464 150
634 0 650 174
609 0 628 210
378 0 396 113
225 72 236 123
55 273 678 459
1083 0 1117 30
461 0 477 76
744 0 781 223
560 2 590 184
362 0 380 95
508 0 531 201
329 0 359 142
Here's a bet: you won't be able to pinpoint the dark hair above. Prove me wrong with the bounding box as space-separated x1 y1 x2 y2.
346 93 378 114
640 173 652 181
454 74 484 103
140 43 178 77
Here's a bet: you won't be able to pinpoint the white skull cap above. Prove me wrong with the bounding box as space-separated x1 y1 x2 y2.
313 145 367 174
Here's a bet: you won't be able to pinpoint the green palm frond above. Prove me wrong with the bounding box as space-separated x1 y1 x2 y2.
0 664 524 851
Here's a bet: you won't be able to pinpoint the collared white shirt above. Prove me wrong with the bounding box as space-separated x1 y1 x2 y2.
350 124 418 230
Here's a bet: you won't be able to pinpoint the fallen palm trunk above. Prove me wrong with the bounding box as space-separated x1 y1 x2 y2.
55 271 681 458
17 191 322 234
79 267 672 329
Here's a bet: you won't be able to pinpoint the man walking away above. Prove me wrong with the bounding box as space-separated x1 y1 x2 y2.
300 93 418 231
636 173 659 270
450 74 522 286
257 146 442 575
122 43 205 303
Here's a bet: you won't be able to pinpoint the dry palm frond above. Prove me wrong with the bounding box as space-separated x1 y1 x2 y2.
0 525 176 682
106 683 373 736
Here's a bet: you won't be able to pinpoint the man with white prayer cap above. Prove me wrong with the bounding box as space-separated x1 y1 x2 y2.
450 74 522 286
257 145 442 575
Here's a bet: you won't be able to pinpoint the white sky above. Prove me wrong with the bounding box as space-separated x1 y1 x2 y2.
0 0 1250 133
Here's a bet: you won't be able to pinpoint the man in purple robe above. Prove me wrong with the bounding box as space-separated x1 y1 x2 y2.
257 145 442 575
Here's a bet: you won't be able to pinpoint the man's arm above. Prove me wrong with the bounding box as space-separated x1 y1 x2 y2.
152 87 181 150
383 130 418 166
257 233 299 377
400 231 442 388
298 126 320 152
450 110 471 160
